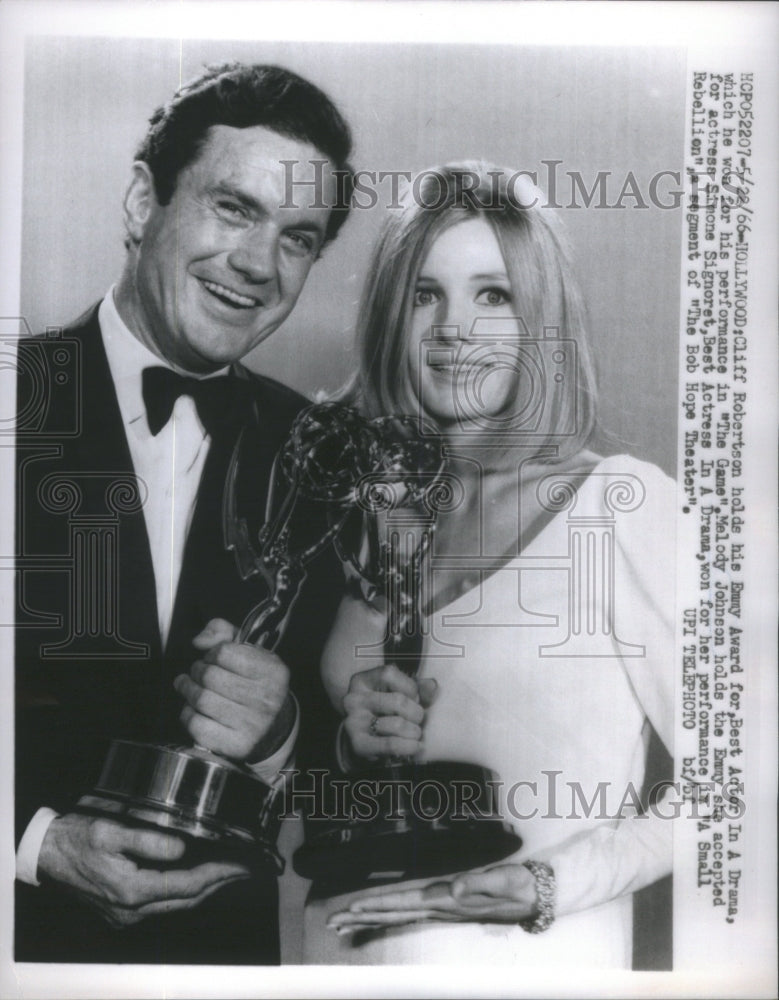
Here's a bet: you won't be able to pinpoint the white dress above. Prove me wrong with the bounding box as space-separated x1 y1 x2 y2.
304 455 676 966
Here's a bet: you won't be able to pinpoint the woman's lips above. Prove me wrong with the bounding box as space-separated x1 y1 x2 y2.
427 356 500 373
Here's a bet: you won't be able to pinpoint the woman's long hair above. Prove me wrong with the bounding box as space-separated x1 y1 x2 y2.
354 161 598 462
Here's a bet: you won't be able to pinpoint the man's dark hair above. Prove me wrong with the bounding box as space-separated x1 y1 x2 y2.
135 62 354 244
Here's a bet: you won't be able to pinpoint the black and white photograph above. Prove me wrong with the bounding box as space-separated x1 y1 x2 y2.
1 2 776 998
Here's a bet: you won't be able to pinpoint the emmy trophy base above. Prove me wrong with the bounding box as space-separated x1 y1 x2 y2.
293 761 521 895
77 739 284 873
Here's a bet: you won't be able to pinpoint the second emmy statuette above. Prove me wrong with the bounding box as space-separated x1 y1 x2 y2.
293 414 521 893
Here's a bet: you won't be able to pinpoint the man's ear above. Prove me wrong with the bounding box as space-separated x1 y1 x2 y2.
123 162 158 245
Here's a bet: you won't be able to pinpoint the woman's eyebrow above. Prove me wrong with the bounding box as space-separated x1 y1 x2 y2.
415 271 510 283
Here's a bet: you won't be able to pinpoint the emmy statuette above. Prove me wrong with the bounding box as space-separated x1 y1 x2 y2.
77 403 368 871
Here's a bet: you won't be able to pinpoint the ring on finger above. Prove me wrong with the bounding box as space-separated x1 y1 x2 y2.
369 715 380 737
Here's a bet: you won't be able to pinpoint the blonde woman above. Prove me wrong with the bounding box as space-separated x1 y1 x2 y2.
305 163 675 967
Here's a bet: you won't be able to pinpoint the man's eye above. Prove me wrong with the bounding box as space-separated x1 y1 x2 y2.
477 287 511 306
217 200 248 220
413 288 439 307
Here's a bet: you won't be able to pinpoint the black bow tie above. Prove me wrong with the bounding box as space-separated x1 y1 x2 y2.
141 366 250 437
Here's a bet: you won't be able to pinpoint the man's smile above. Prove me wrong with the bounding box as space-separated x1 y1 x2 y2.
200 278 263 309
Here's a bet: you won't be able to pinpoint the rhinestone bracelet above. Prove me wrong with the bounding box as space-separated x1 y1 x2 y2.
519 860 556 933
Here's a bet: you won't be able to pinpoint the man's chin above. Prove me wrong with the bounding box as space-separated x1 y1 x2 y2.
169 309 287 371
184 334 274 373
164 341 233 376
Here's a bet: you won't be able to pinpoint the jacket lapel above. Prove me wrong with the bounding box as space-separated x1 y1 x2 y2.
69 308 162 662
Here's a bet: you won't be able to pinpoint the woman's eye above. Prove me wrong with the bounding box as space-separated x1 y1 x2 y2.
413 288 439 307
283 231 315 254
477 287 511 306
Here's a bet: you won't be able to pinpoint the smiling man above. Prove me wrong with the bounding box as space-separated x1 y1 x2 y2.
119 124 339 372
15 62 352 965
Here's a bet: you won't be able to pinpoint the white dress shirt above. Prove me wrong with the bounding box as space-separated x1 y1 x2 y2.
17 290 298 884
101 289 213 646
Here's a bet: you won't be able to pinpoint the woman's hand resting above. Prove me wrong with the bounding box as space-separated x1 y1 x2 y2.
327 864 538 933
342 663 438 760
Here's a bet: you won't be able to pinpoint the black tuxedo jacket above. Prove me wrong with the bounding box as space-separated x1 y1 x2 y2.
14 305 342 963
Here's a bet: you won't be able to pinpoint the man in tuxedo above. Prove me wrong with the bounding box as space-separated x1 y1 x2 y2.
14 62 352 964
